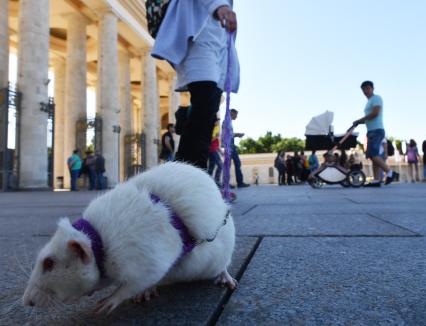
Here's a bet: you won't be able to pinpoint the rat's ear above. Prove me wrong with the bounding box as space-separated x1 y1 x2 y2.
68 240 92 264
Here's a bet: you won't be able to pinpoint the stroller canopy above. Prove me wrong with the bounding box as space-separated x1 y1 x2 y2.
305 111 334 135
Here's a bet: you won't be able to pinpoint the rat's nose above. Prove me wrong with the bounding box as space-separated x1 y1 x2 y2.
28 300 35 307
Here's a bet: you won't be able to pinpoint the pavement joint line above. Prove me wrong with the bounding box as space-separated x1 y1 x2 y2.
366 212 422 236
240 204 257 216
345 198 361 204
206 236 263 326
237 234 423 238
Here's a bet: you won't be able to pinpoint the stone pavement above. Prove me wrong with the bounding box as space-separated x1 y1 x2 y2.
1 183 426 325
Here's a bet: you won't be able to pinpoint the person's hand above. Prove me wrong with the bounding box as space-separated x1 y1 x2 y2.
215 6 237 32
352 120 360 127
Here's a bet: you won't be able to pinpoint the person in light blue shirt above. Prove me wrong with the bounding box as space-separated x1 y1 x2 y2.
153 0 239 170
353 81 398 186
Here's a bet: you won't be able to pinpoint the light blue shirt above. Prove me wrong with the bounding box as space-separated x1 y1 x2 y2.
364 94 384 131
153 0 240 92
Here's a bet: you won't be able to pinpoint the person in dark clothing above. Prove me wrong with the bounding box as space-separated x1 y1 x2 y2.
293 151 302 183
84 150 97 190
339 150 348 168
285 154 294 185
160 123 175 162
95 151 106 190
274 151 286 185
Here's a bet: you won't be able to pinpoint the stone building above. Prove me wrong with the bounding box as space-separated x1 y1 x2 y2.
0 0 183 191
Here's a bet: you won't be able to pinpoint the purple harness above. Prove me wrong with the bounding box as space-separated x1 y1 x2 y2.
72 219 106 277
149 194 196 257
72 194 196 277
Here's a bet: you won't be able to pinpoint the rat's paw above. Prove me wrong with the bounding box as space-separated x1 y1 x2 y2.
132 287 159 303
214 270 238 290
95 295 122 315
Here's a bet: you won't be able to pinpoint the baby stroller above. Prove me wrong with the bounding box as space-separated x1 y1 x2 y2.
305 111 366 188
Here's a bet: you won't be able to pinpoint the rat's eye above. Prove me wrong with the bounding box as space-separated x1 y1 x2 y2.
43 257 55 273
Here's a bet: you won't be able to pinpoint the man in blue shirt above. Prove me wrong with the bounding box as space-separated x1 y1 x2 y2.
353 81 398 186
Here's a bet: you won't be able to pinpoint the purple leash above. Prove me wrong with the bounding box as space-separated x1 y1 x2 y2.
222 32 235 202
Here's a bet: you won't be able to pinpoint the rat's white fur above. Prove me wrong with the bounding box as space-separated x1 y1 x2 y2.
23 162 236 313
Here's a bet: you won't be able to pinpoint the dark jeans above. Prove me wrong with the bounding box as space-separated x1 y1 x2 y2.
278 169 286 185
175 81 222 170
231 145 244 186
70 169 79 191
208 151 223 184
96 172 104 190
88 169 96 190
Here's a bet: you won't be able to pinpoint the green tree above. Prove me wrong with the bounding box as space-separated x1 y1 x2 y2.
272 137 305 153
237 132 305 154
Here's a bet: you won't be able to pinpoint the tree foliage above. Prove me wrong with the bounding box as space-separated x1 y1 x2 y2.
238 131 305 154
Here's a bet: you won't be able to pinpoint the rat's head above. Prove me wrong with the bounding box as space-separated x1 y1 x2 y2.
23 218 100 308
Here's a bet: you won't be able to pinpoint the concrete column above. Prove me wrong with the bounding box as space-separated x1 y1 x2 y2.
119 51 132 181
63 13 88 189
142 52 160 170
17 0 50 189
53 59 66 189
0 0 9 183
97 11 120 187
0 0 9 88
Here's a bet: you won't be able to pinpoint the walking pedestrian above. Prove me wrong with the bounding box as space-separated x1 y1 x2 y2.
353 81 398 187
406 139 420 183
228 109 249 188
152 0 239 170
67 149 81 191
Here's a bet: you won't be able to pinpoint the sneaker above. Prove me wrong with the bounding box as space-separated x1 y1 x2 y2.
364 182 381 188
385 172 399 185
237 183 250 188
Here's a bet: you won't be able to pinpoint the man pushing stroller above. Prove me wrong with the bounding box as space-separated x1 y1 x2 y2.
353 81 398 187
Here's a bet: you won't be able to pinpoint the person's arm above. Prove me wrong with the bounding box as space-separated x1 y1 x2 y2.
353 106 381 126
198 0 237 32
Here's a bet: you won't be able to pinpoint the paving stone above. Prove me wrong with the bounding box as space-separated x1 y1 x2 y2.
235 207 416 236
371 213 426 235
0 236 258 326
218 237 426 326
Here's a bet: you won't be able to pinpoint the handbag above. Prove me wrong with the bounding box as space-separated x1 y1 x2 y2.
145 0 170 38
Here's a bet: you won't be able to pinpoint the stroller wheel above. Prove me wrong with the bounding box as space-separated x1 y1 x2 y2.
309 177 324 189
340 179 351 187
347 170 366 188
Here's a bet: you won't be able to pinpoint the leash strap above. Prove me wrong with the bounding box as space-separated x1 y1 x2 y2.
222 32 235 202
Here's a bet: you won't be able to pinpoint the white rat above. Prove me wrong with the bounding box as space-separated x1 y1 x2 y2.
22 162 236 314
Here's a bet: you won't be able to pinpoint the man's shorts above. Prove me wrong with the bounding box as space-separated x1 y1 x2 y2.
366 129 385 159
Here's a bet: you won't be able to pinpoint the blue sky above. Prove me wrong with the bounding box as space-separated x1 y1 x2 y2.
230 0 426 146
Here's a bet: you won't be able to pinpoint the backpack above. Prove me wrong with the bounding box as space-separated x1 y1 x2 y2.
145 0 170 38
387 140 395 156
174 106 191 135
